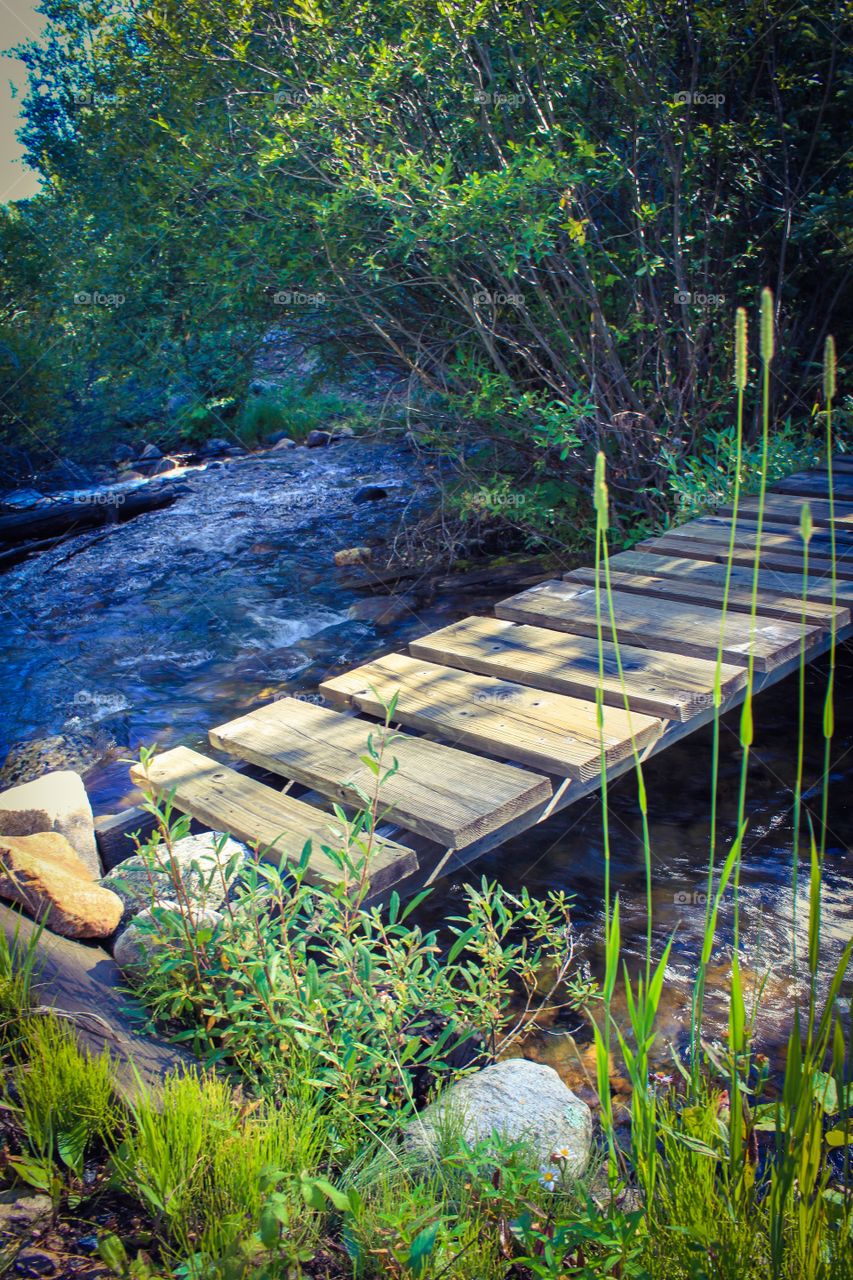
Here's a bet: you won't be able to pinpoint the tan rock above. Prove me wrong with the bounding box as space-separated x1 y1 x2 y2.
0 770 100 875
333 546 372 567
0 832 123 939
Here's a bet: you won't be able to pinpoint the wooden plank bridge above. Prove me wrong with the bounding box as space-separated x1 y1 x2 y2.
118 460 853 899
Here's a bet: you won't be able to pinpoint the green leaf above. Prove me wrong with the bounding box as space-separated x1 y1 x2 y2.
57 1122 88 1175
408 1221 440 1275
97 1234 128 1272
447 924 479 962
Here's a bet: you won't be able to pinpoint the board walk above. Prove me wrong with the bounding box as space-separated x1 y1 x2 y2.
125 459 853 897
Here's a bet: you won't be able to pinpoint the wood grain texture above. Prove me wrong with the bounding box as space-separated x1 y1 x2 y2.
321 652 663 781
638 533 853 580
494 579 822 670
768 469 853 500
670 516 853 559
717 493 853 529
130 747 417 892
210 697 552 849
566 563 849 629
602 549 853 604
409 614 745 721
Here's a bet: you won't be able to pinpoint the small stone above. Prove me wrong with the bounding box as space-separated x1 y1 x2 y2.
348 596 411 626
0 770 99 875
333 546 372 567
13 1249 57 1277
405 1058 593 1179
113 902 222 979
271 436 296 451
140 456 178 476
353 484 389 504
0 1188 52 1233
75 1234 99 1254
101 831 247 918
138 443 162 461
199 438 232 457
249 378 276 396
0 832 123 939
306 429 332 448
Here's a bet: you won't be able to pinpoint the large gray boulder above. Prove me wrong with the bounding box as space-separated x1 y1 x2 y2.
406 1058 592 1178
0 770 99 876
113 902 222 980
101 831 246 919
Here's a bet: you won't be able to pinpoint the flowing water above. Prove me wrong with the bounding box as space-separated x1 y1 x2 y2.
1 442 851 1090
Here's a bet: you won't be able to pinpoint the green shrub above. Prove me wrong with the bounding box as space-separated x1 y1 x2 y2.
128 729 596 1155
8 1014 121 1187
237 383 372 446
117 1071 326 1273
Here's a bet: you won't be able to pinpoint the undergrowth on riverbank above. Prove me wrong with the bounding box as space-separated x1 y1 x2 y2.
1 293 851 1277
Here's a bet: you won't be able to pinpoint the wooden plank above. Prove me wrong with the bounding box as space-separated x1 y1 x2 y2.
638 533 853 580
771 470 853 500
129 746 417 892
603 549 853 606
320 652 663 781
409 614 746 721
671 516 853 560
566 563 849 630
209 697 552 849
717 493 853 530
494 580 823 671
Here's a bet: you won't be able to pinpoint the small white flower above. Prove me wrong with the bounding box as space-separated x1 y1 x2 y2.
552 1146 573 1161
538 1167 559 1191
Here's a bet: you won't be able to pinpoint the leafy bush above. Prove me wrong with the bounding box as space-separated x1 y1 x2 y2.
127 724 595 1151
237 383 371 445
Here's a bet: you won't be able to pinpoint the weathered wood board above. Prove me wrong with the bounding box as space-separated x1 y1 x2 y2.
409 614 745 721
566 563 849 629
130 746 417 891
717 493 853 529
638 533 853 580
769 470 853 500
321 652 663 781
210 697 552 849
602 549 853 606
494 580 822 670
668 516 853 560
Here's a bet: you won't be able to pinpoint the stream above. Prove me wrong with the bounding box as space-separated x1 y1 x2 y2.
1 440 851 1089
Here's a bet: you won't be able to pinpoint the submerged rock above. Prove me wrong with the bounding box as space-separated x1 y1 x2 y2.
0 734 119 790
101 831 247 918
0 770 99 875
113 901 223 979
406 1058 593 1177
348 595 412 626
0 832 123 939
353 484 389 504
199 438 232 457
